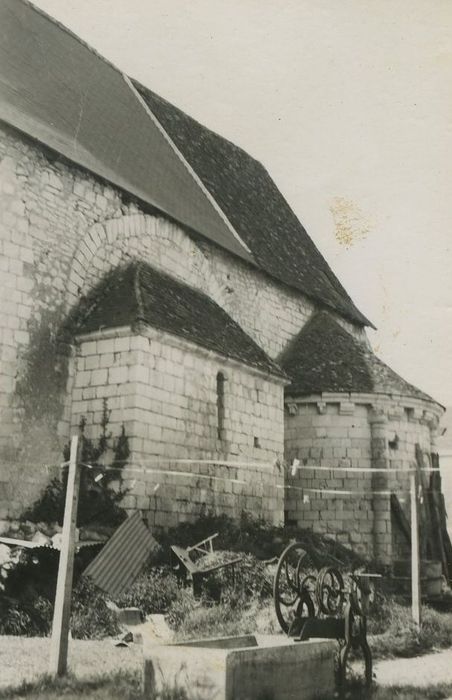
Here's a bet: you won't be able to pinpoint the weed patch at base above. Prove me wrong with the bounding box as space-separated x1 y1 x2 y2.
0 670 142 700
369 600 452 659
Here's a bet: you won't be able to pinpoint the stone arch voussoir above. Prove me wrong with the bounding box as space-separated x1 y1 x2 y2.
66 213 229 312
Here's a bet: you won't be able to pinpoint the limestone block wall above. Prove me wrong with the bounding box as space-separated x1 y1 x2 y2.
69 327 285 527
0 124 130 507
0 122 363 515
285 400 373 558
284 394 443 563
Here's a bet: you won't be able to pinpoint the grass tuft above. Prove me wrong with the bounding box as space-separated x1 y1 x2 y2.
369 599 452 659
0 670 142 700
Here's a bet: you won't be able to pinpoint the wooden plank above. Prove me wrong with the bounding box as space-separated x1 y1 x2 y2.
170 546 199 574
49 435 81 676
410 471 421 628
187 533 218 554
196 557 242 574
0 536 46 548
390 493 411 544
415 444 434 559
431 453 452 582
428 460 449 581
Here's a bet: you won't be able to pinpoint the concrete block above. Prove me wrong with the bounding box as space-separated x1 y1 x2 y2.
143 636 335 700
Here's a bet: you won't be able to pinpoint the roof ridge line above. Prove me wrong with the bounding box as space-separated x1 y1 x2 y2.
131 79 263 167
123 74 253 260
15 1 371 329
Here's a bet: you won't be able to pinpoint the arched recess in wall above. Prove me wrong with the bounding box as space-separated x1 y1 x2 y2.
66 213 228 312
216 371 226 440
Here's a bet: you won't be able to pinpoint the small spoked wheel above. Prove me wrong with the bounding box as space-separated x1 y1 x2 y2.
273 542 317 633
316 566 345 616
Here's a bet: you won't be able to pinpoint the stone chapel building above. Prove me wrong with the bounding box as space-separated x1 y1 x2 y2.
0 0 445 563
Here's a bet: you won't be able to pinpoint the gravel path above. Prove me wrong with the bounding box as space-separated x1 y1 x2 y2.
375 648 452 687
0 636 142 690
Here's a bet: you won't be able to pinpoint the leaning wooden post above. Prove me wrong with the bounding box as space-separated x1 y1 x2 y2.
410 470 421 629
49 435 82 676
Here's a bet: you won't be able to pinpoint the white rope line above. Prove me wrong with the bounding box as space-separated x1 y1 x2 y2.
290 464 440 474
6 457 439 478
278 484 393 497
81 457 276 469
81 463 246 485
82 461 434 495
72 459 439 474
4 459 433 495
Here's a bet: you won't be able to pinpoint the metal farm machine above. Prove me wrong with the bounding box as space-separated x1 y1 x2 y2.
273 542 379 693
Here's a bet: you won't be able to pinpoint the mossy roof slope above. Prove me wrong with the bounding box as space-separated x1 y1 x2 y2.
133 81 371 328
74 262 285 378
280 312 435 402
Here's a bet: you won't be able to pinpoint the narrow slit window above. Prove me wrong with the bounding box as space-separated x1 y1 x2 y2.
216 372 225 440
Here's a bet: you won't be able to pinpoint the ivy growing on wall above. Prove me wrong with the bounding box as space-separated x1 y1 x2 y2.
23 399 129 528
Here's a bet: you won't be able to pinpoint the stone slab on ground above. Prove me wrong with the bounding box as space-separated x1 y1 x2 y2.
132 614 174 646
143 634 336 700
117 607 143 627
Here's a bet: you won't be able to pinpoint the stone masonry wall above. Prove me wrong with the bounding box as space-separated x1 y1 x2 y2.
69 327 285 527
285 400 373 558
284 393 442 562
0 122 360 516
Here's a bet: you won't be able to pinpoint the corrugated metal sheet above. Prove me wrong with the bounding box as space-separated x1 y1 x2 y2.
0 0 251 263
83 512 158 597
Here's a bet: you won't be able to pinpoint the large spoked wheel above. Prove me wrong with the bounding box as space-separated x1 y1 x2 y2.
316 566 345 616
273 542 317 633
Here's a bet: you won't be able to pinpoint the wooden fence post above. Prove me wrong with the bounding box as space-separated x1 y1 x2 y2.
49 435 82 676
410 470 421 629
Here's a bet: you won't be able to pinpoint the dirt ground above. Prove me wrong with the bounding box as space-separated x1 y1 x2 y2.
374 647 452 688
0 636 143 690
2 635 452 695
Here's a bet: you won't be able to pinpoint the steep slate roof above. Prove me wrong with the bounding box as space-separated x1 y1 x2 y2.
0 0 252 262
133 81 371 328
74 262 285 378
280 312 436 402
0 0 371 328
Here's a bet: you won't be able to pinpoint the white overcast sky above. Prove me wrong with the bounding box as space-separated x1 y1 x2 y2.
33 0 452 408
